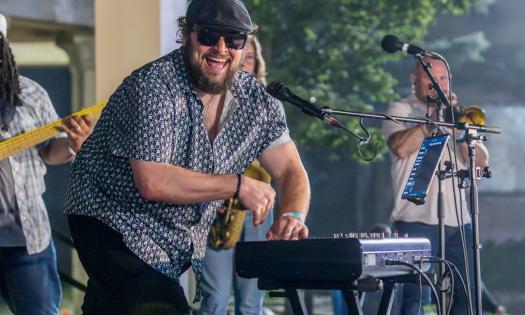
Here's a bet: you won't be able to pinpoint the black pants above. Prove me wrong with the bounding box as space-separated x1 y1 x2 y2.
68 215 192 315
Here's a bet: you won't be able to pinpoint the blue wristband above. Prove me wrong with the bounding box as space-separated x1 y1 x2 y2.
281 211 305 223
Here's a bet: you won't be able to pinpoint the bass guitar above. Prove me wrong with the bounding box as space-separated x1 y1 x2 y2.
0 102 106 160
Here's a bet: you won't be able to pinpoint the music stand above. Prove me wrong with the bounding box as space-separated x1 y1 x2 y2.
401 134 451 206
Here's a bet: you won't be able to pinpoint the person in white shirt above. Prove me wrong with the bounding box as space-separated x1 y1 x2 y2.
383 56 488 314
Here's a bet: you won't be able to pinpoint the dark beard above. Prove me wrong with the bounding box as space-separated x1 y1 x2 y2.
182 46 237 94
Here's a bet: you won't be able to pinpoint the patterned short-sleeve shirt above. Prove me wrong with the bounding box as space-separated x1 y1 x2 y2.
64 48 288 299
0 76 64 254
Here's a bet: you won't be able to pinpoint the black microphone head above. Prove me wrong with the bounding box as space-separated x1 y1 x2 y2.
267 81 305 109
267 81 295 101
266 81 325 119
266 81 285 99
381 34 401 53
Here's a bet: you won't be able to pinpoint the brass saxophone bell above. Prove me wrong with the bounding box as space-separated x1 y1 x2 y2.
458 105 486 126
209 161 271 250
446 98 486 126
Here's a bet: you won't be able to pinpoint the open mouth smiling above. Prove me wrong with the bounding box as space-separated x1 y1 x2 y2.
205 55 231 73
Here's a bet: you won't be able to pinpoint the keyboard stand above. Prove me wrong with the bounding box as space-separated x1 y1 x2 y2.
377 280 397 315
259 277 391 315
257 274 434 315
268 289 309 315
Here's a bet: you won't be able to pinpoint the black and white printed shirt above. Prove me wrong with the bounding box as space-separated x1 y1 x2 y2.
64 48 289 299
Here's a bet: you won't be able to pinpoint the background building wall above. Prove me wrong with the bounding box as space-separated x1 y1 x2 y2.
2 1 190 312
95 0 161 101
0 0 93 27
95 0 186 101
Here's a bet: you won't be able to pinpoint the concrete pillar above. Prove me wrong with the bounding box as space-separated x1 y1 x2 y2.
56 33 96 312
95 0 186 101
57 34 96 110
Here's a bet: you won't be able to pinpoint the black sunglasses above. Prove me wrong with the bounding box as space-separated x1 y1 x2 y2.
194 25 248 50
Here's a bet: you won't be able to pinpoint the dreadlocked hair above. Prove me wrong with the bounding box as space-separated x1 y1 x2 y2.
0 32 21 131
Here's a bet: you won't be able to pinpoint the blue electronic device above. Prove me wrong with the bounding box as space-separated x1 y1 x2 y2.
401 134 450 205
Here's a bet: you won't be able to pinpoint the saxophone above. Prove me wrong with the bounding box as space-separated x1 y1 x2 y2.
209 160 271 250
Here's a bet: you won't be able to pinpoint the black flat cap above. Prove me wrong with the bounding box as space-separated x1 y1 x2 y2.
186 0 253 33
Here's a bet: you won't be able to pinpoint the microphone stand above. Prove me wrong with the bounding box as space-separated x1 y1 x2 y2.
319 108 500 315
466 128 484 315
318 109 500 135
415 54 449 315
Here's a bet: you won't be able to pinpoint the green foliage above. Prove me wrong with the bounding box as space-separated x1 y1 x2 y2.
244 0 479 161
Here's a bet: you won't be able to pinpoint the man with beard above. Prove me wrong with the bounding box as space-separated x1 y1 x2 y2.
199 35 273 315
64 0 310 314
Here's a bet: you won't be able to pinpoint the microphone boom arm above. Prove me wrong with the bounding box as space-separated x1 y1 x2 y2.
415 53 451 108
320 108 501 134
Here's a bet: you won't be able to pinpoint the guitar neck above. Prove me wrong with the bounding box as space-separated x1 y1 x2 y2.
0 102 106 160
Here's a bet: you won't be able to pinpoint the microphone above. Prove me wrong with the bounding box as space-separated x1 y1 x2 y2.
267 81 342 127
381 34 428 56
267 81 325 119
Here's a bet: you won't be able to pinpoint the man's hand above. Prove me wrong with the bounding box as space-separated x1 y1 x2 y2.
40 115 95 165
62 115 94 152
426 91 461 122
238 176 276 226
266 216 308 240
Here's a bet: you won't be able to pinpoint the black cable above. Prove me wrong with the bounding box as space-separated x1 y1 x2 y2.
417 272 423 315
58 270 87 292
420 256 473 315
384 259 442 315
51 230 87 292
52 229 75 248
425 103 472 315
445 141 473 313
442 130 473 314
431 258 454 314
448 261 472 315
424 256 455 315
337 120 378 161
375 112 443 132
355 111 445 162
433 53 474 315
